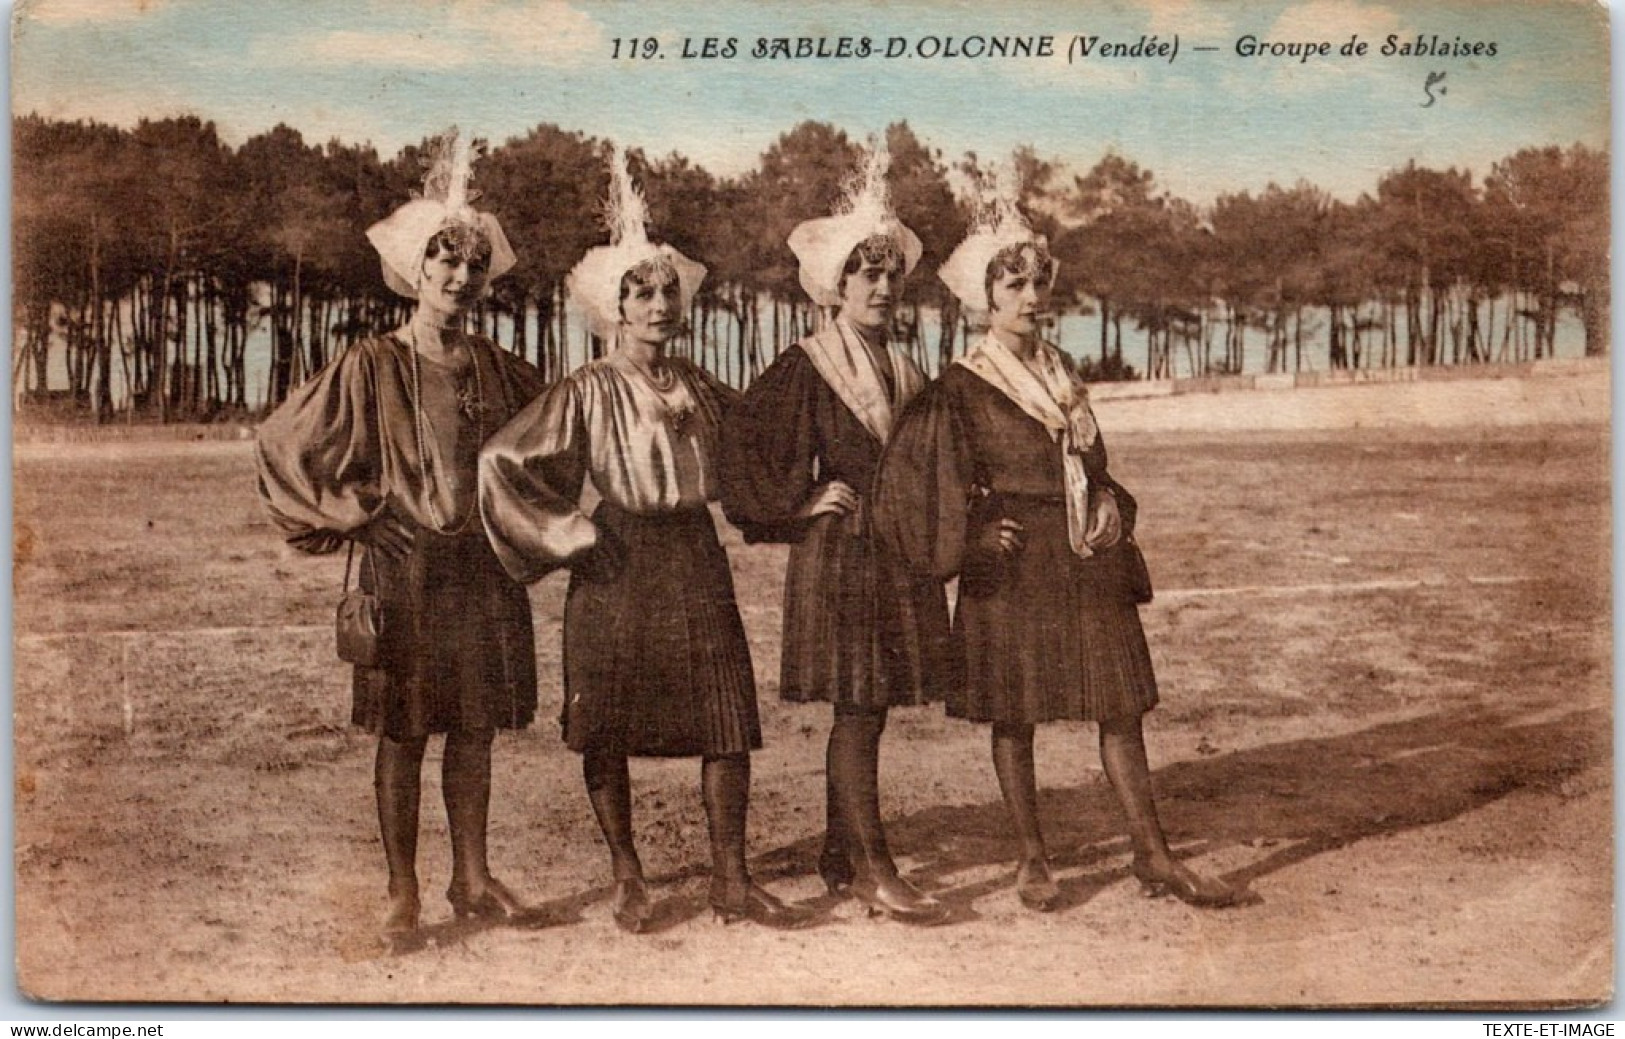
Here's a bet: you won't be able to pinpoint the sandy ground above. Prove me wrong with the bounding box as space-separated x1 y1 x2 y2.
11 368 1613 1007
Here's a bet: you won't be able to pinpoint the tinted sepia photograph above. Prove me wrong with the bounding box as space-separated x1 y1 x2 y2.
9 0 1612 1007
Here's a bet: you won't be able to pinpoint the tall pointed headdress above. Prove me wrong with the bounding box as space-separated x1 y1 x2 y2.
787 139 924 308
364 126 517 299
938 160 1057 314
567 147 707 342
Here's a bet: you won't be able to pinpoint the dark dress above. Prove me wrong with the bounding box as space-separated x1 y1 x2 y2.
256 334 547 739
718 335 953 709
479 357 761 758
872 362 1159 725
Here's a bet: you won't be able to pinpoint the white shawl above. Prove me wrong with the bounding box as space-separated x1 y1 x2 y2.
955 335 1100 557
800 318 923 444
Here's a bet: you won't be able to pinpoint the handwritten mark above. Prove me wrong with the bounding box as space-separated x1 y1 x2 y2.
1422 71 1447 107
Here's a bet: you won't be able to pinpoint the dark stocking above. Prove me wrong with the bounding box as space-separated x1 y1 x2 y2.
1099 713 1238 905
584 749 642 882
1097 714 1173 868
375 735 427 901
818 744 850 886
704 753 812 927
827 704 898 884
702 753 751 885
991 721 1048 867
442 729 495 899
825 705 944 919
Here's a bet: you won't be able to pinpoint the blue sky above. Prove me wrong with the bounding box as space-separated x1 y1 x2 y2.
10 0 1611 204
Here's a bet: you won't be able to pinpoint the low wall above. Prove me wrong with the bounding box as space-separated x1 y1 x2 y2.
1091 358 1610 433
1086 355 1610 401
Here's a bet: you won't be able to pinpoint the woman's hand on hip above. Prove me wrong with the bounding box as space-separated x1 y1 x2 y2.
975 517 1026 558
1084 488 1122 551
354 513 415 562
569 526 624 583
796 480 860 520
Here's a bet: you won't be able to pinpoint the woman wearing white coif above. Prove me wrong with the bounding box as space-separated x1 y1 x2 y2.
872 170 1243 911
479 150 812 933
719 143 955 925
257 129 547 944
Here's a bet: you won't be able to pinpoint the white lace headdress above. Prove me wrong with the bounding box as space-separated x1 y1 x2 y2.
364 127 516 300
786 139 924 308
566 147 707 341
937 161 1058 314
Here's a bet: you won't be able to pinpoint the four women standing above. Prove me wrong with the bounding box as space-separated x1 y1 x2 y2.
259 133 1238 945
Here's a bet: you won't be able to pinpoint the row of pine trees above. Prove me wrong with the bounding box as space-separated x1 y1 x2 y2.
13 114 1608 421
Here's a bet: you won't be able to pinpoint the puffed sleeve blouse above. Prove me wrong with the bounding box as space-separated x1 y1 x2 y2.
478 356 737 583
255 334 546 553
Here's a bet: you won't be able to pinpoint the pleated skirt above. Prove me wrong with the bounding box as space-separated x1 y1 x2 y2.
562 502 762 757
952 495 1159 725
780 511 953 709
352 524 538 740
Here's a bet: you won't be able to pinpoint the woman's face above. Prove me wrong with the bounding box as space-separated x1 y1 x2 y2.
418 237 490 318
620 270 682 347
837 258 903 336
987 263 1050 339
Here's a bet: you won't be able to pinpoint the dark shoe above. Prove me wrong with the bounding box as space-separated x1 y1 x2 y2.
447 876 526 921
611 877 653 934
850 874 951 926
1015 859 1063 913
1131 858 1242 908
817 835 856 896
709 877 818 930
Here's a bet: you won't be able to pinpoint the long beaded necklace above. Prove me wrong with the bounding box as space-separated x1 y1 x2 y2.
407 325 484 536
619 347 696 436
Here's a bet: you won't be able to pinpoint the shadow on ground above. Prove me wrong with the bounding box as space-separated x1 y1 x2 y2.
322 699 1617 958
744 702 1609 915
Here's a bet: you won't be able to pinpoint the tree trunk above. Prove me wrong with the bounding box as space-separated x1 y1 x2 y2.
1098 298 1110 361
1582 283 1608 357
157 240 177 421
556 283 569 370
90 232 112 421
1293 309 1303 371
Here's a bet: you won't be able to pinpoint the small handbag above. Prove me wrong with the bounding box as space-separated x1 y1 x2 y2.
1094 482 1152 604
335 540 383 666
1119 536 1154 605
